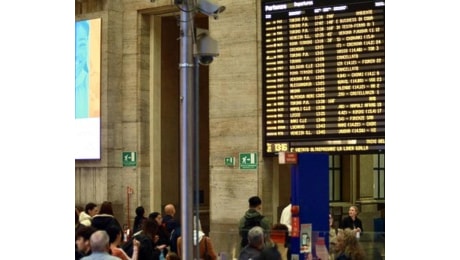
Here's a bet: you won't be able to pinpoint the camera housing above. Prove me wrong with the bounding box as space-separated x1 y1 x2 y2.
194 28 219 65
197 0 226 19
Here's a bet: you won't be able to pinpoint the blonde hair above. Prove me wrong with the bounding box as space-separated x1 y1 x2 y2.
350 205 360 214
336 228 366 260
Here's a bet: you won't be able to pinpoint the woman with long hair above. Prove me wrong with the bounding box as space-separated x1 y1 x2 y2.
334 228 366 260
91 201 122 233
133 206 147 234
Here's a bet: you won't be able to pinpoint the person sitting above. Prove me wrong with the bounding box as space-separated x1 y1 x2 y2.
81 230 121 260
238 226 265 260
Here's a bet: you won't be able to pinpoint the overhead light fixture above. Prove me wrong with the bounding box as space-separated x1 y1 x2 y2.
196 0 226 19
194 28 219 65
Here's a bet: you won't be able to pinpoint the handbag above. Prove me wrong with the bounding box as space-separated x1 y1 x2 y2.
203 236 213 260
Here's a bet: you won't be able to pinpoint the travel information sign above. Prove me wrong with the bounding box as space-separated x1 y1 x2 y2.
261 0 385 156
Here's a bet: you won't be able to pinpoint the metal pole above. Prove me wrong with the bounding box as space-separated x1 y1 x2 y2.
194 56 200 260
179 0 195 259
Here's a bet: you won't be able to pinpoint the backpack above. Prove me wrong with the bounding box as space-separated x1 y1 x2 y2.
240 215 264 248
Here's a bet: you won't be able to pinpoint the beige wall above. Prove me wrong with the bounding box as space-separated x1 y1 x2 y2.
75 0 384 255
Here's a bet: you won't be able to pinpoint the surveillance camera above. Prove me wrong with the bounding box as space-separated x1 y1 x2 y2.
197 0 226 19
194 28 219 65
198 56 214 65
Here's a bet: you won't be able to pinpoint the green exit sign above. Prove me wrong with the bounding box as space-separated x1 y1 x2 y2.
224 157 235 166
239 152 257 169
122 152 137 167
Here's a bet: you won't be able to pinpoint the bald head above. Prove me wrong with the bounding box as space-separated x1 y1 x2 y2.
90 230 110 253
164 204 176 216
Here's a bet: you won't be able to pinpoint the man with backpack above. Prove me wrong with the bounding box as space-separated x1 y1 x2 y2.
238 196 271 249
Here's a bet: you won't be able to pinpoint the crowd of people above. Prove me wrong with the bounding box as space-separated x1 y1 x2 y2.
237 197 366 260
76 202 218 260
76 198 367 260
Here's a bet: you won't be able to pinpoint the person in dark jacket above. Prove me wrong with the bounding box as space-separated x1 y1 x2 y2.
238 226 265 260
162 204 180 253
123 218 163 260
133 206 147 234
149 212 170 248
339 205 363 237
162 204 178 234
91 201 122 234
238 196 271 248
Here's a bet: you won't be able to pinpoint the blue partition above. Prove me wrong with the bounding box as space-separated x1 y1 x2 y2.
290 153 329 259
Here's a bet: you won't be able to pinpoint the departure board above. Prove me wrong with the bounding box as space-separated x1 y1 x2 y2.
262 0 385 156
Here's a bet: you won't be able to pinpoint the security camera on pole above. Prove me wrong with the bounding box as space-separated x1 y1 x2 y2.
194 28 219 65
174 0 225 260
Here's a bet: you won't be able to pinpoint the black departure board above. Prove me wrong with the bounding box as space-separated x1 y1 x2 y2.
262 0 385 156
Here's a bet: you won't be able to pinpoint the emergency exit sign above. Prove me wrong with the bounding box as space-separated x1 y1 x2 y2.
224 157 235 166
122 152 137 167
239 152 257 169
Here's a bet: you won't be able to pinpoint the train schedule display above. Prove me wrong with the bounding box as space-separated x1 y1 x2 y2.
262 0 385 156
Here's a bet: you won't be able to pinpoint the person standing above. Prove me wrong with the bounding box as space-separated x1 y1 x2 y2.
76 226 98 259
279 199 292 259
238 226 266 260
123 218 163 260
107 224 140 260
81 230 121 260
133 206 147 235
334 228 366 260
177 218 217 260
339 205 363 238
329 213 338 260
162 204 178 234
80 202 99 227
238 196 271 248
162 204 180 253
76 208 86 235
92 201 122 234
149 212 171 257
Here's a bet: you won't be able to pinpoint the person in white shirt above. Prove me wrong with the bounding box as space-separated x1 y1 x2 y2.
279 199 292 259
280 203 292 235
